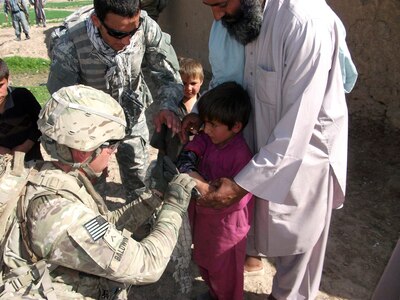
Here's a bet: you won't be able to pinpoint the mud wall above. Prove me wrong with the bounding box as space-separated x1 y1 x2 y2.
159 0 400 129
327 0 400 129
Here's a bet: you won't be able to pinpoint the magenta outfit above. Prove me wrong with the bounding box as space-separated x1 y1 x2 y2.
185 132 254 300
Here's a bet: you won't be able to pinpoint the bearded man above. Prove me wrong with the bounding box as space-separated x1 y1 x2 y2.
154 0 356 299
208 0 262 89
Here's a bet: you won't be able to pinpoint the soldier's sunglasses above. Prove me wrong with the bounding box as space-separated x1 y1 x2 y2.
100 18 142 39
100 139 122 151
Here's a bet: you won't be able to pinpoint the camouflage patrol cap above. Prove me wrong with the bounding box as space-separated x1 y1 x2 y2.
38 85 126 152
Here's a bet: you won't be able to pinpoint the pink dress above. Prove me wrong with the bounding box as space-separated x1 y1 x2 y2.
184 132 254 300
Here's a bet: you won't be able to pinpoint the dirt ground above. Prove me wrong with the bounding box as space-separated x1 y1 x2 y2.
1 23 399 300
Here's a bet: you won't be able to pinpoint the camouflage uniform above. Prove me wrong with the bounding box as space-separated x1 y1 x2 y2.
0 86 195 299
0 164 186 299
47 8 183 201
140 0 169 21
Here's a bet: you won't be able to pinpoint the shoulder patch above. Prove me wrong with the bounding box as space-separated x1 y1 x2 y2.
84 215 109 241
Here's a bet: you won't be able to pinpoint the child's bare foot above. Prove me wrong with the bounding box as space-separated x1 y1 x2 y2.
244 256 264 276
245 255 263 271
244 255 264 276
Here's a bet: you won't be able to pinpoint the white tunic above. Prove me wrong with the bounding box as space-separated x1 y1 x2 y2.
235 0 348 256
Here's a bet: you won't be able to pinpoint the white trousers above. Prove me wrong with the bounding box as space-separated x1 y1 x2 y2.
247 171 334 300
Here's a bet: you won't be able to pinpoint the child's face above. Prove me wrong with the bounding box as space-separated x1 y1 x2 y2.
0 77 9 106
182 75 203 100
203 119 241 147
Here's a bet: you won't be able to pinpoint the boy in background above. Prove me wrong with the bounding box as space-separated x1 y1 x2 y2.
150 57 204 182
149 57 204 295
0 58 41 161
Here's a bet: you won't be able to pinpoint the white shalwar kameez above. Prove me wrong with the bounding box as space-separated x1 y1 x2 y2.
234 1 349 299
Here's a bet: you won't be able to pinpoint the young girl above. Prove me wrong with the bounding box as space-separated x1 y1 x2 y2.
177 81 254 300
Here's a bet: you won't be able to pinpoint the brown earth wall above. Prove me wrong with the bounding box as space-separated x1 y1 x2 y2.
160 0 400 130
327 0 400 130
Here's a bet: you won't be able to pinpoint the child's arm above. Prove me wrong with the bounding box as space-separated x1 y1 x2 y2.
176 149 199 174
185 171 214 198
176 149 212 197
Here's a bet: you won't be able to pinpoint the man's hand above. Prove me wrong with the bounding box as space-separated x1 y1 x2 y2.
197 177 248 209
153 109 181 135
192 178 213 198
179 113 202 143
163 174 196 216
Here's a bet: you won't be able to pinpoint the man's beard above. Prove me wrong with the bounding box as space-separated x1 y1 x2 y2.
221 0 263 45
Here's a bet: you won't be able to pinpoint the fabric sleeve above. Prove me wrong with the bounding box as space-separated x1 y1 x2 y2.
27 194 183 285
106 190 163 233
176 150 199 174
176 132 210 173
47 33 80 94
334 14 358 93
208 20 245 89
15 88 42 143
141 15 183 114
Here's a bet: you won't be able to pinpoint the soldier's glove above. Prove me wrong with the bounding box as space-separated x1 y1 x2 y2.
151 155 179 195
163 174 196 216
163 156 179 182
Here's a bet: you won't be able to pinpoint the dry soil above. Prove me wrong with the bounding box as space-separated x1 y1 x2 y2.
0 22 399 300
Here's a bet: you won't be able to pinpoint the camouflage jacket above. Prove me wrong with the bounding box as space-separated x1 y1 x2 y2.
1 162 183 299
140 0 169 21
47 8 183 118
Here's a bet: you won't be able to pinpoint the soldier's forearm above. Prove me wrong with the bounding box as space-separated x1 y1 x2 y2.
157 83 184 114
112 209 182 284
108 191 163 232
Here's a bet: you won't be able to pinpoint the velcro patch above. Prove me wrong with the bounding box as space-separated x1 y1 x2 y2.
84 215 110 241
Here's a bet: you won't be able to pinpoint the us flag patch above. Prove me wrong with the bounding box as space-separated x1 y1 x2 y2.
84 216 110 241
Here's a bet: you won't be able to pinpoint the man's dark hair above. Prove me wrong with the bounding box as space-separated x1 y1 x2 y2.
198 81 251 130
0 59 10 80
94 0 140 22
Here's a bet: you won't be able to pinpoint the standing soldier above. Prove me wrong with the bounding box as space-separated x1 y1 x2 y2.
3 0 30 41
47 0 183 208
140 0 169 22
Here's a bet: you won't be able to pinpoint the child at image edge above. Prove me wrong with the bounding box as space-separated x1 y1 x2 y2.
0 58 42 161
177 81 254 300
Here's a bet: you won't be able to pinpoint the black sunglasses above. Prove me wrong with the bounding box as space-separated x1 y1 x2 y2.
100 18 142 39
